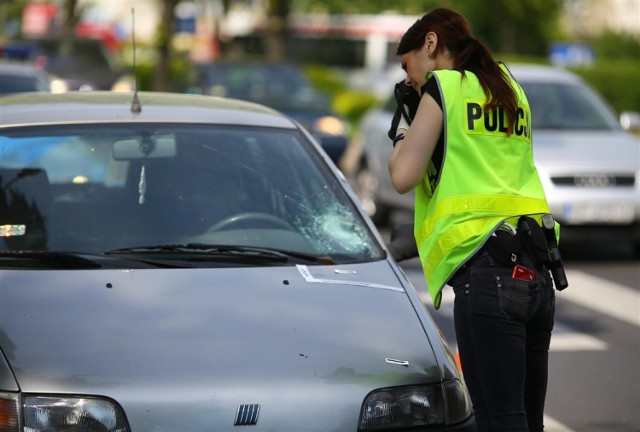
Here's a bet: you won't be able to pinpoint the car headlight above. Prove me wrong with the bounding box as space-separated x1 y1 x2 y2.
111 75 135 93
49 78 68 94
359 380 472 430
314 115 347 136
0 392 130 432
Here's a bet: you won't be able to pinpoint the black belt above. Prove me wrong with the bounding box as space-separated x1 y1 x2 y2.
449 231 520 284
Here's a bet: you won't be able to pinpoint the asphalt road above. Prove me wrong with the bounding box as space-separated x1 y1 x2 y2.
397 239 640 432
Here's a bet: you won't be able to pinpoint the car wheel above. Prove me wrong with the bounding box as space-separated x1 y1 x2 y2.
354 162 389 225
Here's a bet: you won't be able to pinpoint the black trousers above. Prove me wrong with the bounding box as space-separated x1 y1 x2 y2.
450 248 555 432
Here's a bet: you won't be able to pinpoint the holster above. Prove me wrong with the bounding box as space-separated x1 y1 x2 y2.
517 216 550 269
485 216 569 290
485 229 522 267
485 217 548 269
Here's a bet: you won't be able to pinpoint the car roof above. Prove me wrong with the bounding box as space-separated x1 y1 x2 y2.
0 91 297 129
506 63 585 85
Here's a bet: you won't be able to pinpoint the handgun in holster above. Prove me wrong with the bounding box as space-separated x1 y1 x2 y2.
517 214 569 290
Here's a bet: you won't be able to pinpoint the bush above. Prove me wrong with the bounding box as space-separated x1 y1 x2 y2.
570 61 640 114
303 64 347 94
131 54 196 93
332 90 379 129
302 64 378 133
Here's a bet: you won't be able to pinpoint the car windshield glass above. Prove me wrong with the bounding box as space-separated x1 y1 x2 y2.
0 124 383 264
201 65 330 113
0 74 48 94
34 38 117 73
520 81 619 130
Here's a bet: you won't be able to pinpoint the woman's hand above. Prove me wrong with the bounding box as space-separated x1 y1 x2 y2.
387 80 422 141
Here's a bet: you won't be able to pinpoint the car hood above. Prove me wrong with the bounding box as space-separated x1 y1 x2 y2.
0 261 441 430
532 130 640 172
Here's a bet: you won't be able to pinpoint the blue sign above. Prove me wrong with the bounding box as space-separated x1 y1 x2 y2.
549 42 595 67
175 17 196 34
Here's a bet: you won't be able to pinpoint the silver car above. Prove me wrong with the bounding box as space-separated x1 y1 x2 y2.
0 61 64 94
0 92 474 431
347 64 640 253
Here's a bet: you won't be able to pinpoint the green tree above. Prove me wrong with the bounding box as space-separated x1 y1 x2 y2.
61 0 83 32
590 29 640 60
290 0 444 15
265 0 290 62
455 0 563 55
152 0 180 91
0 0 28 39
288 0 562 56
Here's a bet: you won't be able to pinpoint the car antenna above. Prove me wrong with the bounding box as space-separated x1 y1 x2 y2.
130 7 142 113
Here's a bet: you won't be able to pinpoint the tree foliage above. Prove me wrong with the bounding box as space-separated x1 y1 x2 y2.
441 0 563 55
589 29 640 60
287 0 563 56
289 0 445 15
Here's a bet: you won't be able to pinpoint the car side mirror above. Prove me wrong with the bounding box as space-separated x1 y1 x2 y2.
387 221 419 262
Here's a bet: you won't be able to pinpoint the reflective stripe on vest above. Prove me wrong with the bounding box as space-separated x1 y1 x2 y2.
419 203 549 277
416 194 550 246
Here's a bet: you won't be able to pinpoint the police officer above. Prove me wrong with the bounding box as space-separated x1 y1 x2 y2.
388 8 558 432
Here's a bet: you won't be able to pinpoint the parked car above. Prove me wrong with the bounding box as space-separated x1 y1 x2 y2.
347 64 640 252
1 36 133 92
0 61 65 94
0 91 474 431
195 62 349 164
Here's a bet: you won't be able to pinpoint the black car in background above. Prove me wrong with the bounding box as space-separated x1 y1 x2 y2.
195 62 349 164
1 36 133 92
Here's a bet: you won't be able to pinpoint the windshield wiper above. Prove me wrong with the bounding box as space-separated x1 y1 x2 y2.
0 250 194 269
0 250 102 269
105 243 334 264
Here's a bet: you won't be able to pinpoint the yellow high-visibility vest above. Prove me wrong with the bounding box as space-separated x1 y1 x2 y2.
415 65 552 309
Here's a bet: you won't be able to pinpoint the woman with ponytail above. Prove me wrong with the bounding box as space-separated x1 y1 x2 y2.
388 8 557 432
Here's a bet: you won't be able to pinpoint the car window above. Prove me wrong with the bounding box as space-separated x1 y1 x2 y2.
380 79 620 132
0 74 50 93
202 65 330 113
37 38 116 72
0 124 383 262
521 81 620 130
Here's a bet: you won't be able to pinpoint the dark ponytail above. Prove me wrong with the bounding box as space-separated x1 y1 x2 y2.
397 8 518 134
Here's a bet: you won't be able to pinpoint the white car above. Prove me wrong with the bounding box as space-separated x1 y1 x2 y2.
347 64 640 253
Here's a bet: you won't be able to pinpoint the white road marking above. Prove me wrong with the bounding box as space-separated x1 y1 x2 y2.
417 279 611 352
409 267 637 432
415 280 582 431
550 322 608 351
419 269 640 328
561 269 640 327
544 414 576 431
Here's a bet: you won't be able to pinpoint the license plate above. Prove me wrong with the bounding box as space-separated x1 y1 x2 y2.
563 202 635 224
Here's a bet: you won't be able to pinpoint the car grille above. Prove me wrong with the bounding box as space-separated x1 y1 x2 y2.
551 174 635 187
234 404 260 426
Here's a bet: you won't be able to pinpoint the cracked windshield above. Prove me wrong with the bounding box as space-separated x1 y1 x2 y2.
0 124 382 262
